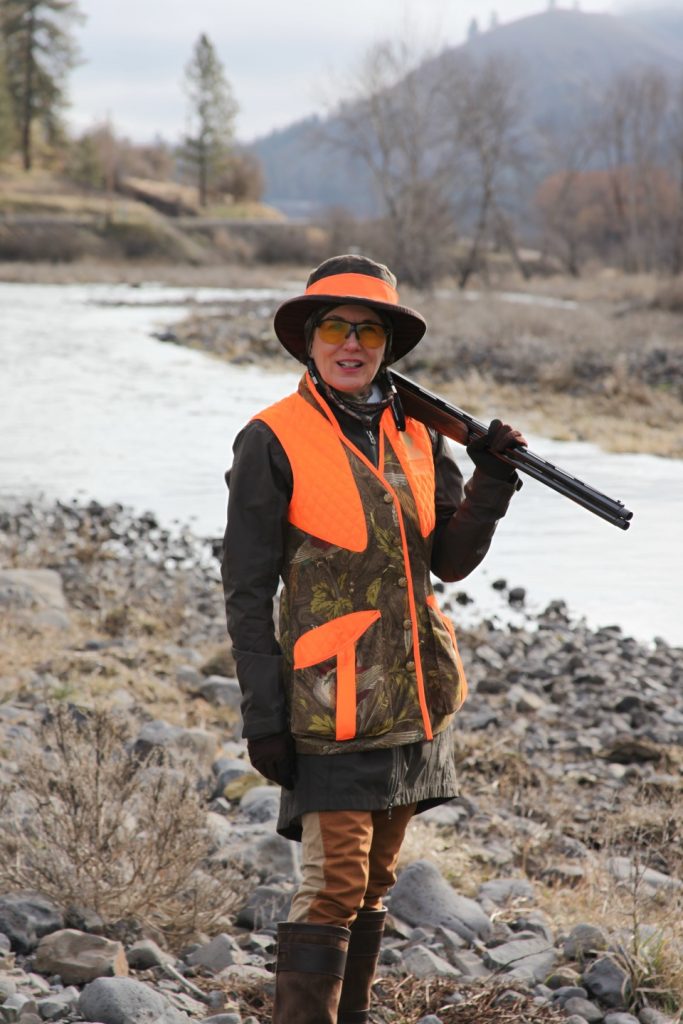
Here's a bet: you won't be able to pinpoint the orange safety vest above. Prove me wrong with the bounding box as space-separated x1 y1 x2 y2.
254 373 467 754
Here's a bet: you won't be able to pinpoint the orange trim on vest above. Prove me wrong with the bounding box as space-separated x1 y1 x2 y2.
293 610 381 742
303 380 435 742
306 272 399 306
254 393 367 552
383 411 435 538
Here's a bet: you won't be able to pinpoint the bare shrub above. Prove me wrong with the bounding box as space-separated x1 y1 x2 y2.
0 705 244 948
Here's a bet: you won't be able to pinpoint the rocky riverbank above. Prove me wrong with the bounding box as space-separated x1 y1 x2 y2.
0 499 681 1023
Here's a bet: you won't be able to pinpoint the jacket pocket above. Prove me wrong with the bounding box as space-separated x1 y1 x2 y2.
425 594 468 714
292 609 381 741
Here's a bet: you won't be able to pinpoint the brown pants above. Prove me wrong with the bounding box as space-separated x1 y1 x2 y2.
288 804 416 928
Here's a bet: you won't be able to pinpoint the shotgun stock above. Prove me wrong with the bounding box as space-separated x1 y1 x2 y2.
390 370 633 531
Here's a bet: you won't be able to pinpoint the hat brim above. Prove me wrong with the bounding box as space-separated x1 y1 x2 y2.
273 294 426 364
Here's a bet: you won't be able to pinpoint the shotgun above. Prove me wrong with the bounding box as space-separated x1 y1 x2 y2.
390 370 633 531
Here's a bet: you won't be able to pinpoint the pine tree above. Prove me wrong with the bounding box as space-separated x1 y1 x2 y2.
0 43 17 159
0 0 83 171
181 33 238 207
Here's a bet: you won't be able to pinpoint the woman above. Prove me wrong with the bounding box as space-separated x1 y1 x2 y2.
221 254 525 1024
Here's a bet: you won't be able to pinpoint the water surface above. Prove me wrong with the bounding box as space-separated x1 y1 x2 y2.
1 281 681 647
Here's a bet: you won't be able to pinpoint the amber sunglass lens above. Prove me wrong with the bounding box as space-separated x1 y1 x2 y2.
317 320 348 345
356 323 386 348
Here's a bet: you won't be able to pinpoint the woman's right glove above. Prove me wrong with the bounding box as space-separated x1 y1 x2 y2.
247 732 296 790
467 418 527 481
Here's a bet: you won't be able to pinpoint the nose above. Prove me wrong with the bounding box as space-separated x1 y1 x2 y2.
341 326 363 350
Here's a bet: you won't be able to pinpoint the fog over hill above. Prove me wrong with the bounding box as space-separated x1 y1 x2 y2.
251 6 683 217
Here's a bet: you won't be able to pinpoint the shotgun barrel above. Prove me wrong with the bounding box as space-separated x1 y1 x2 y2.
390 370 633 531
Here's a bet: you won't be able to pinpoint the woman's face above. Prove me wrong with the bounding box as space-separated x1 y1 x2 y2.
310 304 387 394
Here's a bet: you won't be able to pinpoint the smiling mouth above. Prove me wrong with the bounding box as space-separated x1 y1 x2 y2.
337 360 364 368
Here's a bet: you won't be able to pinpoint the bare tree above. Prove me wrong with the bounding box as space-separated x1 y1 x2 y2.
535 116 598 275
666 75 683 274
594 67 671 271
442 54 527 287
328 37 456 288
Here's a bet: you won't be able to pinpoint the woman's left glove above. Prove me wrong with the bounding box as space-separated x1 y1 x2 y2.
467 418 527 481
247 732 296 790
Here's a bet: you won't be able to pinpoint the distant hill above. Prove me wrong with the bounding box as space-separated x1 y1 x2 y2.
251 6 683 216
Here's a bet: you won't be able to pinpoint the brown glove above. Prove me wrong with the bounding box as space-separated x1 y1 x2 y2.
467 418 527 481
247 732 296 790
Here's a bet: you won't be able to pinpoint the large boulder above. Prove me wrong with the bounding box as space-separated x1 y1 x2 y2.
79 977 190 1024
387 861 493 943
35 929 128 985
0 569 70 631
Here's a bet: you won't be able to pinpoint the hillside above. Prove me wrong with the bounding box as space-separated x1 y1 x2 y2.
251 7 683 214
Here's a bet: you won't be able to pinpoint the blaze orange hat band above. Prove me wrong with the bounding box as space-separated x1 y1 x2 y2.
306 272 400 306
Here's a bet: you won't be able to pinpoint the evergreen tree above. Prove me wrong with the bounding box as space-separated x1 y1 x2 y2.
0 0 83 171
181 33 237 207
0 43 16 159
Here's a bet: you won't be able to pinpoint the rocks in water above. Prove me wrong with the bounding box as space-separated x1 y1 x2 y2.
34 930 128 985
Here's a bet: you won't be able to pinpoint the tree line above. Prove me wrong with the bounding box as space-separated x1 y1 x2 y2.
2 4 683 280
329 39 683 285
0 1 258 207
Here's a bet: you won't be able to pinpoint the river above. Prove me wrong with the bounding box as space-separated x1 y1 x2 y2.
1 280 681 648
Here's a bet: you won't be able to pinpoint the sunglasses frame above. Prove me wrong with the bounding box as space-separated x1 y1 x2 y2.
315 316 391 349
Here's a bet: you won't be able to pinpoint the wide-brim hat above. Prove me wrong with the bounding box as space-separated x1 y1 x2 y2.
273 254 426 364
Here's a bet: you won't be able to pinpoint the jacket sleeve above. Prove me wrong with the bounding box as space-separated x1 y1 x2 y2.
430 432 519 582
221 419 293 739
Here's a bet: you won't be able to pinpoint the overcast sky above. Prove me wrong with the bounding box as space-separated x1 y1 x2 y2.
68 0 624 145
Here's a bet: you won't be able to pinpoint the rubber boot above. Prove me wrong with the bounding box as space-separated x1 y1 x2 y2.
273 921 350 1024
337 908 387 1024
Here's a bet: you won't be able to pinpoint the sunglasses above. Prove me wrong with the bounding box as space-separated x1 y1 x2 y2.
316 317 390 349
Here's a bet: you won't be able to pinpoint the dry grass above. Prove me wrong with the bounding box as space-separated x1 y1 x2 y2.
398 725 683 1012
230 976 565 1023
0 705 245 950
